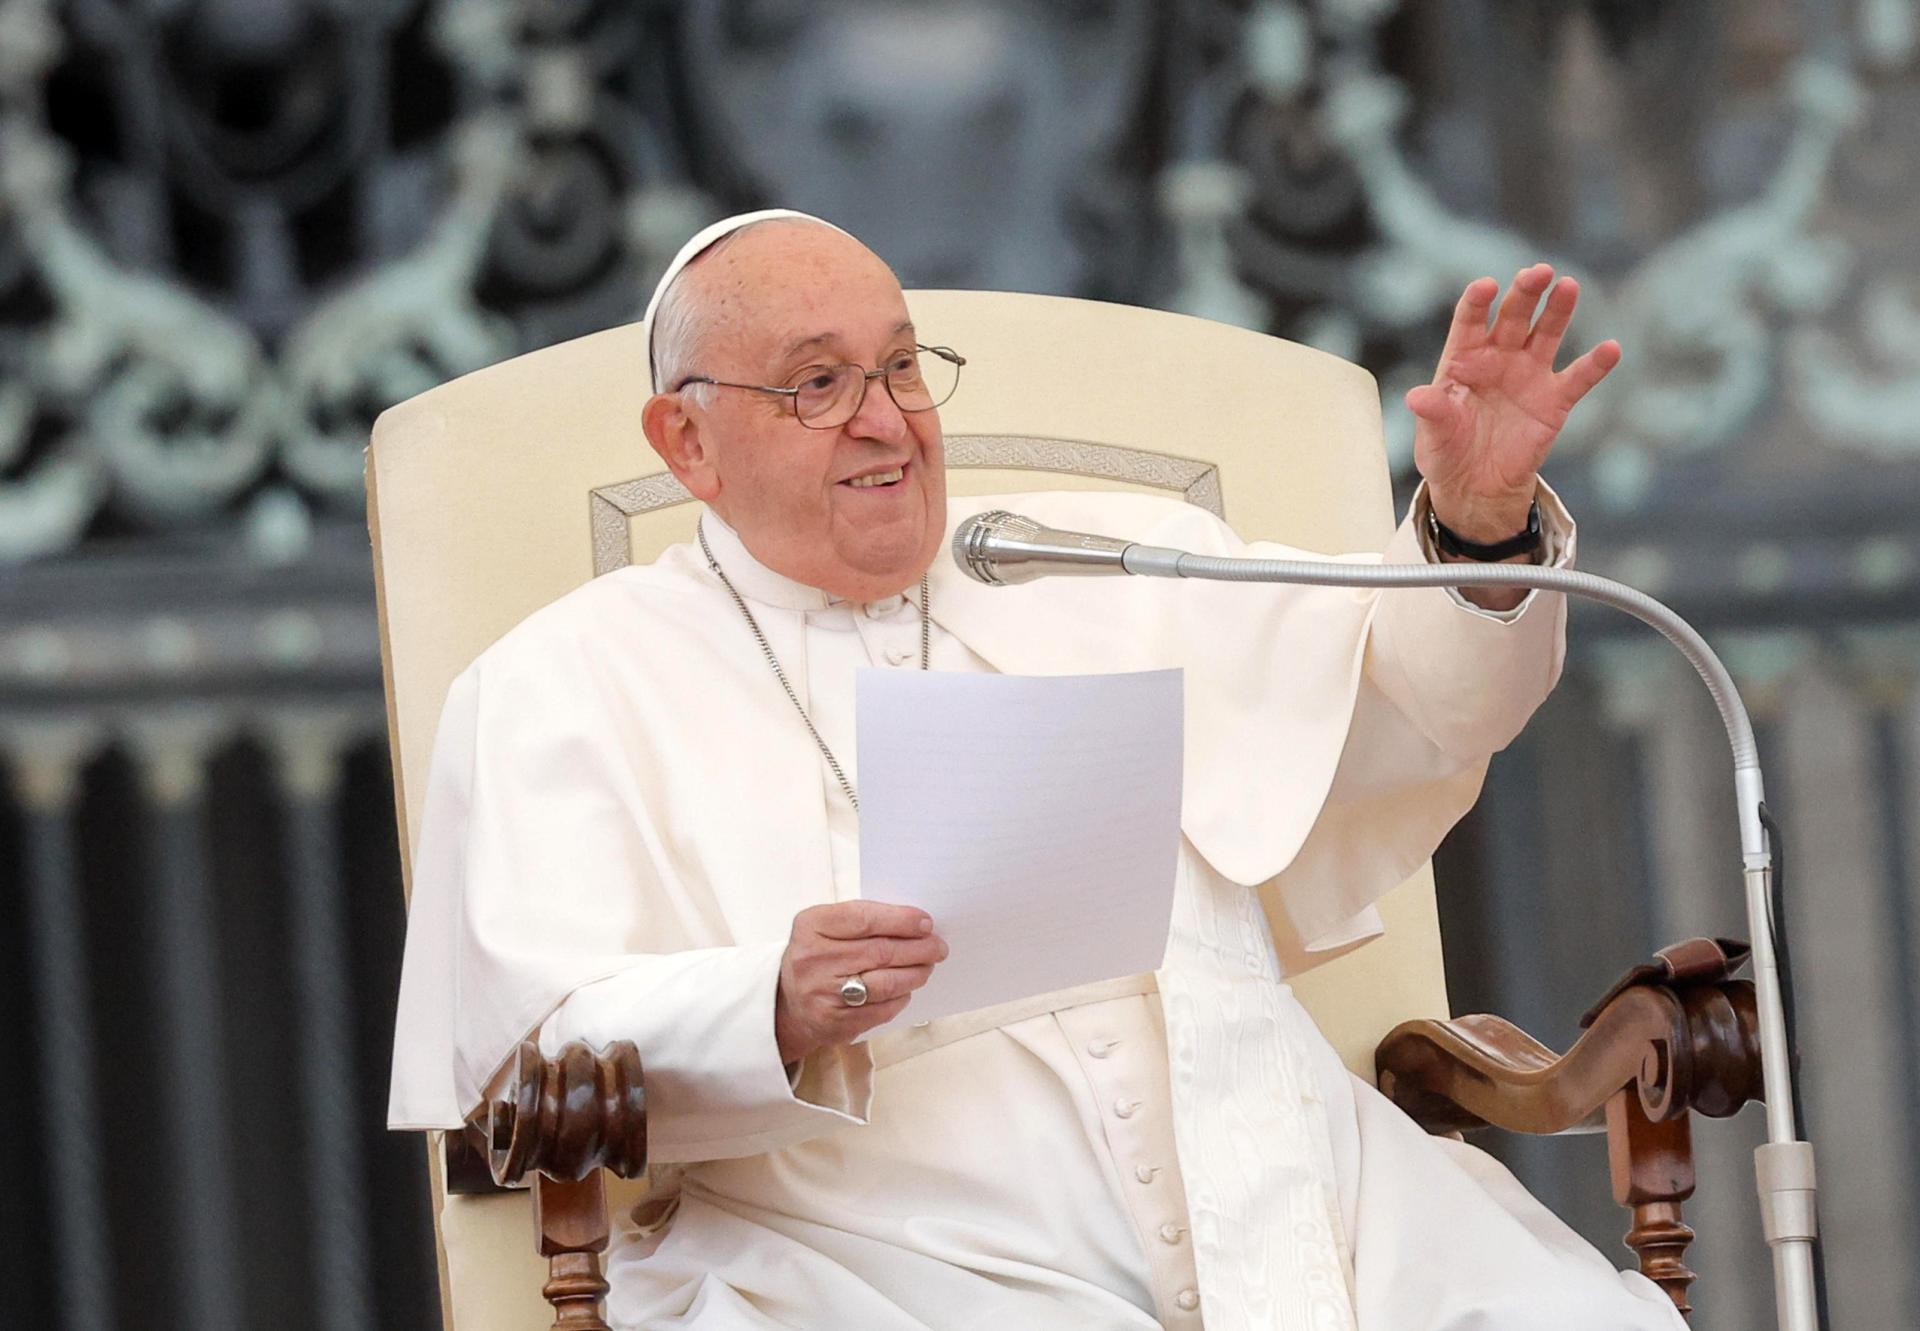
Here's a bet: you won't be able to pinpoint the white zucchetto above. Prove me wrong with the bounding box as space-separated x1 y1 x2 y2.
643 207 851 383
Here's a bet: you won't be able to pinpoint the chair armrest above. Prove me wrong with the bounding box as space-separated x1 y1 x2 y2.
475 1039 649 1185
1372 937 1763 1319
1375 943 1762 1135
442 1041 648 1331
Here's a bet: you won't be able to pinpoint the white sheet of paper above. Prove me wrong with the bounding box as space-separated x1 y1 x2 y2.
855 668 1183 1037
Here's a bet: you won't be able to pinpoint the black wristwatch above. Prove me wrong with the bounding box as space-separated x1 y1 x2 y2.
1426 500 1543 562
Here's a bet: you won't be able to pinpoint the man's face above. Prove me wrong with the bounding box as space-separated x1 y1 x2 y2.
643 223 948 604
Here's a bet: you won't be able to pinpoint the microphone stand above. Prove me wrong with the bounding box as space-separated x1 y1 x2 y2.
1074 538 1820 1331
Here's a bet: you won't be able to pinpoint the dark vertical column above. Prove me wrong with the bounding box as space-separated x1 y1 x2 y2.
1459 706 1570 1213
131 718 243 1331
270 716 376 1331
11 723 116 1331
1778 661 1920 1331
1890 677 1920 1291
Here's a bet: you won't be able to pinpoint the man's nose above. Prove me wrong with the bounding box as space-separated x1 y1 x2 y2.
844 373 910 442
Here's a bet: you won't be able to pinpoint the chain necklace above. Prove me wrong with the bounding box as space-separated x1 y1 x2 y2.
698 520 929 812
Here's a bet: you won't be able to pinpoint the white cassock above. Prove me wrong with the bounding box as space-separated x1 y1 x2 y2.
389 483 1685 1331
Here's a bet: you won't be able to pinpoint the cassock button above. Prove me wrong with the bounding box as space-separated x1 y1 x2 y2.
1134 1164 1158 1183
1088 1038 1117 1059
885 646 912 665
1176 1289 1200 1311
1114 1097 1140 1119
1158 1223 1185 1245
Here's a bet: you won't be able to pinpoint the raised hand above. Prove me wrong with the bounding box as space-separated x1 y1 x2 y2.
1408 264 1621 541
775 900 949 1063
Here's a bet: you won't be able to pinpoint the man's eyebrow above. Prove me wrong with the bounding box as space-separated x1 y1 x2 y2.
776 320 916 364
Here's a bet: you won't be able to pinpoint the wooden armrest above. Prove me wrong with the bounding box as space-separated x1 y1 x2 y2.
444 1041 648 1331
1372 938 1763 1320
1375 981 1760 1137
474 1039 649 1185
1376 934 1762 1134
445 1039 649 1195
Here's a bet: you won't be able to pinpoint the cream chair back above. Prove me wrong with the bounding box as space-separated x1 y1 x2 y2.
368 290 1450 1331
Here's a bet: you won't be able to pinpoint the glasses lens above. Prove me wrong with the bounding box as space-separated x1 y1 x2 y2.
794 365 860 427
886 347 959 414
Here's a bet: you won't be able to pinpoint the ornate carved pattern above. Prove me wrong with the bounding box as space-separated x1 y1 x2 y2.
942 434 1224 514
674 0 1163 298
0 0 1191 564
590 473 693 577
0 0 714 563
1210 0 1920 522
5 0 1913 623
588 434 1224 575
536 1175 614 1331
1608 1091 1699 1317
472 1040 648 1188
433 1040 645 1331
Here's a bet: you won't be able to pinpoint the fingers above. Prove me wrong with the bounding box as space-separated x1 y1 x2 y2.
776 964 916 1062
1525 276 1579 365
1489 263 1555 348
1437 276 1499 364
776 955 934 1059
1555 339 1623 406
846 964 936 1006
1438 265 1604 373
777 902 955 1061
1403 381 1462 428
847 932 949 973
804 899 935 941
830 995 911 1037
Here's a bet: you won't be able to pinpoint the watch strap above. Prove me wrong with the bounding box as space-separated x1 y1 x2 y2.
1427 499 1543 562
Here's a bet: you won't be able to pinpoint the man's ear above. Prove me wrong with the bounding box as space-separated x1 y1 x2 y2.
641 392 720 502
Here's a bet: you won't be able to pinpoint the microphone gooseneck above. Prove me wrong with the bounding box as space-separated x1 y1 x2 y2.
953 508 1821 1331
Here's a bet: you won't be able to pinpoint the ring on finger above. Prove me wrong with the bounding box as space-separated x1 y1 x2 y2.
838 974 870 1008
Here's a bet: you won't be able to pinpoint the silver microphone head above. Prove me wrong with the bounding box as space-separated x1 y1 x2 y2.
953 511 1042 585
951 510 1135 585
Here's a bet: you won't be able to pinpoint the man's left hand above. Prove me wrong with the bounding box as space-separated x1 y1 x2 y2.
1409 264 1620 544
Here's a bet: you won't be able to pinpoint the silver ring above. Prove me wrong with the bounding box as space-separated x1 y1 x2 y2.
838 974 870 1007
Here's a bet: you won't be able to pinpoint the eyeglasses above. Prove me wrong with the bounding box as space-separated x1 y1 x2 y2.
675 344 965 430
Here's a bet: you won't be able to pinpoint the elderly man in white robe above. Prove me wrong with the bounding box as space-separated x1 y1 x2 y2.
389 209 1686 1331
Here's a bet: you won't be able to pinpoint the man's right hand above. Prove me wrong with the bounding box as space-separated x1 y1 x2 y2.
775 901 949 1064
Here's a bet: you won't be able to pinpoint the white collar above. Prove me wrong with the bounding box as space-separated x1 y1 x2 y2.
697 508 909 616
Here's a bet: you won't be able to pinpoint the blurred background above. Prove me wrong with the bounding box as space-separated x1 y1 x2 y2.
1 1 1916 1328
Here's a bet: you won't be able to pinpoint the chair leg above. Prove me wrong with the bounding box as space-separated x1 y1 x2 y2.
534 1172 612 1331
1607 1089 1697 1318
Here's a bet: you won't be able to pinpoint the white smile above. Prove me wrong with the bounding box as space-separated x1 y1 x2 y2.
843 467 906 489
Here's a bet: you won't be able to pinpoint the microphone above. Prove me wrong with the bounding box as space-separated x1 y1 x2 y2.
951 510 1183 584
950 506 1821 1331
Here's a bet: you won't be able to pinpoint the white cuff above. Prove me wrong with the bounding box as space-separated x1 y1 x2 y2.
536 941 874 1162
1410 478 1576 622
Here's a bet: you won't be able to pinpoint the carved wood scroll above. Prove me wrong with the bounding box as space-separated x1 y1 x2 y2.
1375 938 1761 1319
447 1040 648 1331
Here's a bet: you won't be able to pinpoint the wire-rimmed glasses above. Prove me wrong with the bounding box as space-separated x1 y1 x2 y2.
675 344 965 430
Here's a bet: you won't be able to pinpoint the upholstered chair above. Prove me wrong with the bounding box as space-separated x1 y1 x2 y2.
368 291 1758 1329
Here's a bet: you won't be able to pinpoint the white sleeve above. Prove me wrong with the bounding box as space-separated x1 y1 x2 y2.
535 948 874 1163
1359 477 1574 763
1265 479 1574 957
387 639 872 1159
